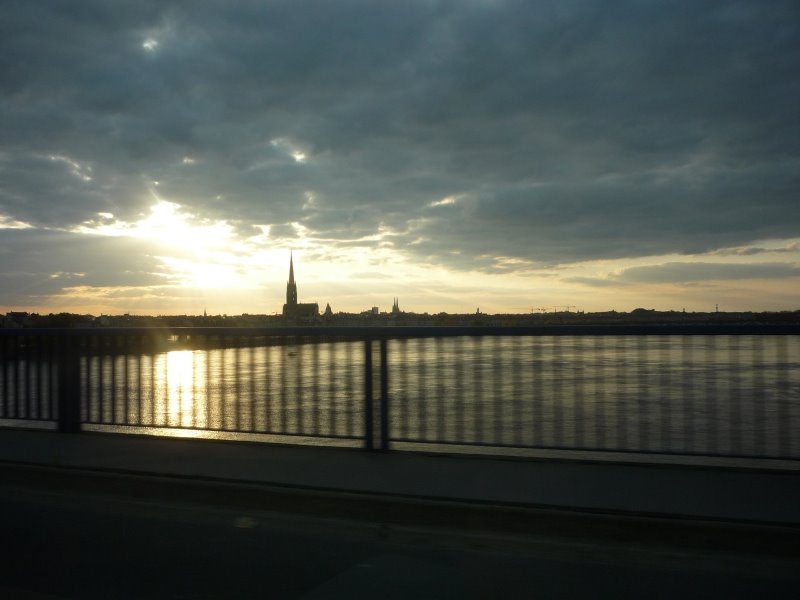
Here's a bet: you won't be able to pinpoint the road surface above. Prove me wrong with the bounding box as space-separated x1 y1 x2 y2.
1 472 797 599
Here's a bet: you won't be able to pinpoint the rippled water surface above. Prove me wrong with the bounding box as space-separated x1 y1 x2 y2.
71 335 800 458
2 335 798 458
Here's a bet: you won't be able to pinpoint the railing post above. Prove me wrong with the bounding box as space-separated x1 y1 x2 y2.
379 338 389 451
364 338 373 449
57 335 81 433
363 337 389 451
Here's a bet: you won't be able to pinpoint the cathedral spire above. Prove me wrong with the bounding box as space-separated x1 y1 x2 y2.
285 251 297 307
281 251 320 318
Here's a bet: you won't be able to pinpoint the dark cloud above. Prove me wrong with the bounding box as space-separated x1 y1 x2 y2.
0 228 173 305
714 242 800 256
1 0 798 281
570 261 800 287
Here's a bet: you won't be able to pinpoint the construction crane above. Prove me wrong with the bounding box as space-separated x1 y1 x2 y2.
512 307 550 314
551 305 576 313
511 307 533 314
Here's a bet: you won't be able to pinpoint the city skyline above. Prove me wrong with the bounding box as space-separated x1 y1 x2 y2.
1 1 799 316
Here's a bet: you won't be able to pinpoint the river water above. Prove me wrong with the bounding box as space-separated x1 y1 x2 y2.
65 335 800 459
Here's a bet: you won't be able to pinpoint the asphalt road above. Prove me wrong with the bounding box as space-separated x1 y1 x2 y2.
0 479 798 600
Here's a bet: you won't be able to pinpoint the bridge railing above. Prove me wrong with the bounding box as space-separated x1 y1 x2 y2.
1 325 798 460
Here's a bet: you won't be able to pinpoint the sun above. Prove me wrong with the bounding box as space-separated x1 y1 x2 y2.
73 199 251 289
134 200 234 250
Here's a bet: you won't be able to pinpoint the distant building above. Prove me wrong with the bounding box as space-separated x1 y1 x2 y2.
282 252 319 318
391 297 401 315
3 312 31 328
323 303 333 317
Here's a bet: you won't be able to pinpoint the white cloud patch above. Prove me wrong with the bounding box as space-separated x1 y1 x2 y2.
429 195 462 208
269 138 308 164
712 240 800 256
47 154 92 182
0 214 33 229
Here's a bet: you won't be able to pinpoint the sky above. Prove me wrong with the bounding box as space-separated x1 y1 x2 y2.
1 0 798 316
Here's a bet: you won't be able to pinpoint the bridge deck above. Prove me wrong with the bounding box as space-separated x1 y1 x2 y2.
1 429 798 528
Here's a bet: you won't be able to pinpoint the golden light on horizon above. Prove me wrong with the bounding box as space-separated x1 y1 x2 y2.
49 197 800 316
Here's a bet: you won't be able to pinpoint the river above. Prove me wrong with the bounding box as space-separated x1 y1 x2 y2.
62 334 799 459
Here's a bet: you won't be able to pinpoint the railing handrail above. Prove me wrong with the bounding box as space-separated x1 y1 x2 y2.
2 323 799 338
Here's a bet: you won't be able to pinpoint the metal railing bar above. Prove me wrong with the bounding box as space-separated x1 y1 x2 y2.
364 338 373 450
776 335 790 457
435 336 445 445
753 336 765 456
379 337 388 451
312 340 320 436
553 335 563 448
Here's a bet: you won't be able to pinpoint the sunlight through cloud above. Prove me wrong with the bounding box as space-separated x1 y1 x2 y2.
0 214 34 229
74 200 235 254
429 195 462 207
48 154 92 182
270 138 309 164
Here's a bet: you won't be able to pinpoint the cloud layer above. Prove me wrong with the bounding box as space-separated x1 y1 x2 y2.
1 1 798 311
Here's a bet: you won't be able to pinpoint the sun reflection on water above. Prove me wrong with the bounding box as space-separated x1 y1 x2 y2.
162 350 198 428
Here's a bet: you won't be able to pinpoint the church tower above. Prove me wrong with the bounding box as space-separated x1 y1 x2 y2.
286 251 297 308
282 251 319 318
